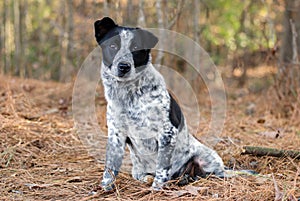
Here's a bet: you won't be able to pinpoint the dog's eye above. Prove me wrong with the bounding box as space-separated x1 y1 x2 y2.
131 43 139 51
109 43 119 50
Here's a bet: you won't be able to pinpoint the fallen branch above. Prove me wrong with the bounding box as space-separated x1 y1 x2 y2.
242 146 300 159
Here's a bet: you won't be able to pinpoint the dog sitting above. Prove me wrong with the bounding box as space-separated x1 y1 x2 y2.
94 17 225 191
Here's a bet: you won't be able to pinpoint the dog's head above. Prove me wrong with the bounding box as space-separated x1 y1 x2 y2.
94 17 158 81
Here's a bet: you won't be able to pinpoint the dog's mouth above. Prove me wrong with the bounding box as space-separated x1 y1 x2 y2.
103 62 148 82
117 70 130 78
107 69 146 82
107 71 134 82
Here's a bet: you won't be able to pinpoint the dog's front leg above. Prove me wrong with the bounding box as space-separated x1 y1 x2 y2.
101 126 126 191
152 123 178 190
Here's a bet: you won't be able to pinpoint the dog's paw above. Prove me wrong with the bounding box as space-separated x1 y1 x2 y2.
100 181 115 192
100 168 118 191
151 179 165 191
100 175 115 191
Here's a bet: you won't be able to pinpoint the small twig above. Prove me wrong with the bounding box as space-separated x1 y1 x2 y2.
272 174 283 201
21 108 59 120
242 146 300 159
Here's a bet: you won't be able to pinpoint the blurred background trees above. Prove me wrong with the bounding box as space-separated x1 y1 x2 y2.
0 0 299 87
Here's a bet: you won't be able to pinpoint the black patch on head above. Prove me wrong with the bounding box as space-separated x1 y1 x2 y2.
134 28 158 50
132 49 150 68
130 28 158 68
94 17 118 44
168 93 184 130
100 34 121 67
94 17 120 67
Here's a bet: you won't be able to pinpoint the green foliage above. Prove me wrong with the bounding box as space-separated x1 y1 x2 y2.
201 0 276 57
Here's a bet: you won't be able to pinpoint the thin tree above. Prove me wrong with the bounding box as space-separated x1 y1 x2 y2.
280 0 300 64
155 0 184 65
0 1 5 74
103 0 108 16
137 0 146 27
154 0 164 66
14 0 21 76
4 0 13 74
22 0 29 77
275 0 300 117
59 0 74 82
126 0 134 25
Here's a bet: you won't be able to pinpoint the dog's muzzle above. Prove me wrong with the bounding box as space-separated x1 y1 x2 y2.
117 62 131 77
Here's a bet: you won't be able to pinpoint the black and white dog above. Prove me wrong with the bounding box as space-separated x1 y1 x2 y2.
94 17 225 191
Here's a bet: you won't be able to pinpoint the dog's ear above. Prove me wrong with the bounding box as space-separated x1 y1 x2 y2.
94 17 117 44
137 29 158 49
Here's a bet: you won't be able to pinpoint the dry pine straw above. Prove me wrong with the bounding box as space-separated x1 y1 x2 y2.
0 75 299 200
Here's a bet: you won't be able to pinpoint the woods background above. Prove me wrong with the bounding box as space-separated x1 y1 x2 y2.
0 0 300 91
1 1 300 199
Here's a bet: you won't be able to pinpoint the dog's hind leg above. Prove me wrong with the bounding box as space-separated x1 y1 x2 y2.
172 156 206 185
152 123 178 190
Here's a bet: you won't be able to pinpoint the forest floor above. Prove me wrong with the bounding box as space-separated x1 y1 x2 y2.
0 66 300 200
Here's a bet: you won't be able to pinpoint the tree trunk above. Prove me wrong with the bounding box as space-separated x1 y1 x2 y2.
13 0 21 76
190 0 200 89
115 0 122 24
59 0 74 82
0 1 5 74
4 1 13 74
137 0 146 27
13 0 26 77
193 0 200 45
154 0 164 66
54 1 66 81
126 0 134 25
103 0 108 16
274 0 300 117
233 1 254 86
280 0 300 64
17 0 27 78
166 0 184 30
22 0 29 78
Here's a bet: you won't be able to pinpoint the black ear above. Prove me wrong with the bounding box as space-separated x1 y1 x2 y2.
94 17 117 44
136 29 158 49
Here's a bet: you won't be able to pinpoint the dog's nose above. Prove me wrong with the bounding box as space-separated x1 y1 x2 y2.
117 62 131 75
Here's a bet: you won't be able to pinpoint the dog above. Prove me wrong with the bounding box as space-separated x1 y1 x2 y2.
94 17 226 191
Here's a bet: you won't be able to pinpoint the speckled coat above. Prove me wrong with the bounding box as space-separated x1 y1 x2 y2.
94 17 225 191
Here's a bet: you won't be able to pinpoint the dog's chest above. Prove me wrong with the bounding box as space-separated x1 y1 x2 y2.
107 82 169 138
123 102 164 161
123 96 166 136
